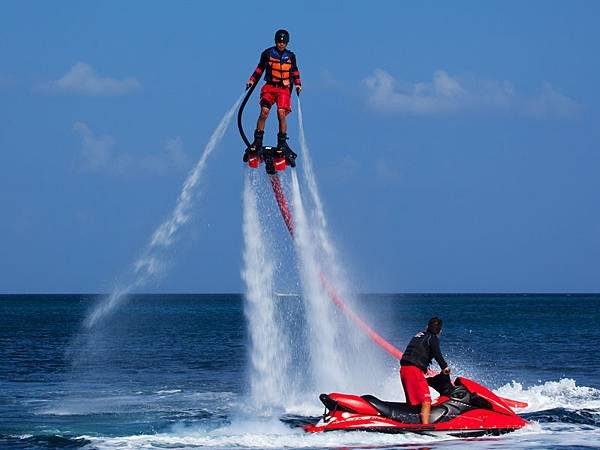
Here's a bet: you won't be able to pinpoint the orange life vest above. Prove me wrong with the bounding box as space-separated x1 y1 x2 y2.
267 50 293 86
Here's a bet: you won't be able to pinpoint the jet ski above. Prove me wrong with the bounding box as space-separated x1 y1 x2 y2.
304 374 527 437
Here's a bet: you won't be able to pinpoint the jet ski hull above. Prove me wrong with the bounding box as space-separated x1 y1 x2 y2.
303 377 527 437
304 412 526 437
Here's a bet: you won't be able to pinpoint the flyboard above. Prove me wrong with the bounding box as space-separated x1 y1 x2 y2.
237 88 528 436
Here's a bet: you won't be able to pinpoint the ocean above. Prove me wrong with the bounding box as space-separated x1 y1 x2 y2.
1 293 599 449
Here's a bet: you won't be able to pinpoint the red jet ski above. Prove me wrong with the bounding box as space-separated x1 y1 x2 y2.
304 374 527 437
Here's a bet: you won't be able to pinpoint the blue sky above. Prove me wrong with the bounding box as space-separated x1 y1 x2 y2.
1 1 599 293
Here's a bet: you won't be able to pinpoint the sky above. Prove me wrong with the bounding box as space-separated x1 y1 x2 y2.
0 1 599 293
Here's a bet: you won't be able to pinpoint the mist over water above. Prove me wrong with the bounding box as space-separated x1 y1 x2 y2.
241 172 290 411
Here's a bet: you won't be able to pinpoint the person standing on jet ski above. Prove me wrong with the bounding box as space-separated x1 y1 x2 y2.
246 29 302 163
400 317 451 425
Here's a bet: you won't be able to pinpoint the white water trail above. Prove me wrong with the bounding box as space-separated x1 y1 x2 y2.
296 98 350 308
85 94 243 329
297 98 327 233
289 171 347 391
242 173 290 410
294 98 393 395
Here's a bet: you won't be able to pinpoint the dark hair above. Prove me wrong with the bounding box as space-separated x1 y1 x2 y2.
427 317 443 334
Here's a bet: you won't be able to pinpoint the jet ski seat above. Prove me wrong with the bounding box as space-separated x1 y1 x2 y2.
362 381 493 424
361 395 421 424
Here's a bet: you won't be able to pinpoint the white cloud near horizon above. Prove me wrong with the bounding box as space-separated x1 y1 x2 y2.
73 122 189 176
42 62 141 96
364 69 578 118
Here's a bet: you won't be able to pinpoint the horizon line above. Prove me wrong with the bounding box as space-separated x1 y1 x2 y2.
1 292 599 297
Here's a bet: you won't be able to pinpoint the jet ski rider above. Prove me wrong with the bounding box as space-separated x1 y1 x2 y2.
400 317 451 424
246 29 302 160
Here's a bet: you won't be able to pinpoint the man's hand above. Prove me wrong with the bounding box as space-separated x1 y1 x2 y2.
246 80 254 89
442 367 451 375
296 85 302 95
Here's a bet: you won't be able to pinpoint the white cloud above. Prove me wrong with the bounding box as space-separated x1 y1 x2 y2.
42 62 141 96
73 122 117 172
364 69 471 114
364 69 578 118
138 137 190 176
73 122 188 176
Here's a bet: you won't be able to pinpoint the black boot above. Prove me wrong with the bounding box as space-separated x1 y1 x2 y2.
277 132 297 167
244 129 264 162
252 129 264 150
277 132 289 152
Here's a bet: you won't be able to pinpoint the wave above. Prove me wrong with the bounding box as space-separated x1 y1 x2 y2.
0 434 90 449
36 390 235 417
495 378 600 412
82 423 441 449
8 380 600 449
81 419 600 450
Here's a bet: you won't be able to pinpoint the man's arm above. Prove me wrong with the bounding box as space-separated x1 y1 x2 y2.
430 335 448 371
247 50 268 88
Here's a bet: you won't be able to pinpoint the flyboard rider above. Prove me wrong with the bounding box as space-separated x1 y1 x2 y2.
245 29 302 164
400 317 452 424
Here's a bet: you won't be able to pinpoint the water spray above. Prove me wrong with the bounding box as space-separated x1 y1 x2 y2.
84 93 244 330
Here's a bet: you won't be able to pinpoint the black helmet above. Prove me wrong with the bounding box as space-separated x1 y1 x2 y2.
274 29 290 44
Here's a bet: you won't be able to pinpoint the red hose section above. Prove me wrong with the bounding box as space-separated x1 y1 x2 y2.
319 273 404 360
269 173 403 361
269 175 295 236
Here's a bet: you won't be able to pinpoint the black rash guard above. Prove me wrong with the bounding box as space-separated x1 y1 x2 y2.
400 330 448 373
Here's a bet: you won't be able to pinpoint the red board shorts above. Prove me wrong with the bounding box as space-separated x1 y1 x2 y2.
260 84 292 114
400 365 431 406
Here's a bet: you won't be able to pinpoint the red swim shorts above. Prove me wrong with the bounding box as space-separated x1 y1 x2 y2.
260 84 292 113
400 365 431 406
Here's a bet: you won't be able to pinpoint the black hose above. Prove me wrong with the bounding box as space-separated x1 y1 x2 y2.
237 83 258 148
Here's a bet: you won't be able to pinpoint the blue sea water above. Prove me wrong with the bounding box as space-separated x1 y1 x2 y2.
1 294 599 449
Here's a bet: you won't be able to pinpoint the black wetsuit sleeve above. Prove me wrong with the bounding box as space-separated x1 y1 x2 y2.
430 335 448 370
249 50 268 83
291 53 301 86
